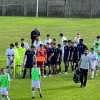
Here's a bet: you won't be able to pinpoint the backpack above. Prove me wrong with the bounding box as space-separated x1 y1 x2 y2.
73 69 80 83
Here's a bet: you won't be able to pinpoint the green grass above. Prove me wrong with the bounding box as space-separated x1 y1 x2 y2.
0 16 100 100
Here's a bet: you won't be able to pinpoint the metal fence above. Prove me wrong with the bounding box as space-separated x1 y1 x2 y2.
0 0 100 17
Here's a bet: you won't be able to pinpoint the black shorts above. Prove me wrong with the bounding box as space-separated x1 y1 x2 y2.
25 64 33 68
57 58 62 65
50 59 57 65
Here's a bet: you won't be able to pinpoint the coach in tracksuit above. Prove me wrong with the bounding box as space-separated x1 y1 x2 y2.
79 48 90 88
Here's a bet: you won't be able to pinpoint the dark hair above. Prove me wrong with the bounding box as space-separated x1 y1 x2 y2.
68 40 72 43
21 43 24 47
58 44 61 47
21 38 24 41
79 39 84 43
10 43 14 48
63 40 67 43
90 48 94 51
95 43 99 46
53 38 56 41
46 34 50 37
96 36 100 39
59 33 63 37
40 44 43 47
31 45 35 48
15 42 18 46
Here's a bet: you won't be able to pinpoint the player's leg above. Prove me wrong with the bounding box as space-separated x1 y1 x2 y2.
1 95 5 100
37 88 43 98
32 87 36 99
30 68 32 79
32 80 36 98
22 68 27 78
83 69 88 87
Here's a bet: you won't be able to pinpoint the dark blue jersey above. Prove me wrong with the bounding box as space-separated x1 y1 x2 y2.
51 48 59 60
64 46 70 60
77 43 87 59
25 50 35 68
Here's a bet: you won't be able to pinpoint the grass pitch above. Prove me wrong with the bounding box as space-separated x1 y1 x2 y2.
0 17 100 100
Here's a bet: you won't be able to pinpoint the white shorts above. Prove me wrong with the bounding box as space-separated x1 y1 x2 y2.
0 88 8 95
32 80 40 89
90 61 97 70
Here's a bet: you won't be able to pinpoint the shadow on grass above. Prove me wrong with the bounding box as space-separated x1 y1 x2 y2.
44 85 80 91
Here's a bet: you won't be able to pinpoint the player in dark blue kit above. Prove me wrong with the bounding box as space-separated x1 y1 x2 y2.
46 43 53 75
71 42 78 71
77 39 87 60
57 44 62 73
63 40 70 74
49 43 59 74
22 46 36 79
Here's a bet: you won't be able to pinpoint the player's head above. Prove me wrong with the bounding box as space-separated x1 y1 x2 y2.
95 43 99 48
59 33 63 37
63 40 67 45
46 34 50 38
53 38 56 42
21 43 24 48
58 44 61 48
77 32 80 37
15 42 19 47
84 48 89 55
10 43 14 49
40 44 44 48
96 35 100 40
90 48 94 53
52 43 56 48
68 40 72 46
21 38 24 42
71 41 75 47
79 39 84 44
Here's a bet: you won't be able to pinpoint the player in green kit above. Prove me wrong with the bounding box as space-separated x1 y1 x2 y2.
17 43 26 77
0 68 10 100
14 42 20 78
94 43 100 76
31 63 43 99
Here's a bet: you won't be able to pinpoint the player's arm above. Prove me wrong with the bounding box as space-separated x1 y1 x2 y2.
48 53 54 61
68 50 70 61
71 49 74 61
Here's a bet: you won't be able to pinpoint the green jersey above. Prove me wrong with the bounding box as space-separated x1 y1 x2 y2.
0 73 10 88
18 47 26 65
31 67 41 80
14 47 20 65
94 47 100 59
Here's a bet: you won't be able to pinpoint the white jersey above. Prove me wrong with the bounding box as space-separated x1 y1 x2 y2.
33 40 42 49
6 48 14 56
88 52 97 70
6 48 14 66
60 36 67 47
23 42 30 50
74 36 81 45
44 38 52 45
